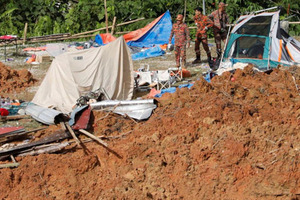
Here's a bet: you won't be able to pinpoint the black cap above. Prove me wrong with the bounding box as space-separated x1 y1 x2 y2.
195 7 203 12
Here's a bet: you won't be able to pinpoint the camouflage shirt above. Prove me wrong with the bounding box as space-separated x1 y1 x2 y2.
169 22 190 46
208 10 229 30
194 14 213 37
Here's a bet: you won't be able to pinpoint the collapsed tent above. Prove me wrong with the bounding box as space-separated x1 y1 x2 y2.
95 33 116 45
124 10 174 47
32 37 134 113
221 10 300 70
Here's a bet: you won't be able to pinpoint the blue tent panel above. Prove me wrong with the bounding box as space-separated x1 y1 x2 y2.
132 46 165 60
95 34 103 45
128 10 174 47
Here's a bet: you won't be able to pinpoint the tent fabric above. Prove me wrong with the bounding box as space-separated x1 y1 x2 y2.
0 35 17 40
222 11 300 70
125 10 174 47
32 37 134 113
95 33 116 45
132 46 165 60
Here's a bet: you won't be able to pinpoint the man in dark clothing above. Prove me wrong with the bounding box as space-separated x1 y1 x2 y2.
192 7 214 64
209 2 229 58
169 14 191 68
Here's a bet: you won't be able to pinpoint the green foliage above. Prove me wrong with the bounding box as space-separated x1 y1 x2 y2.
0 0 299 38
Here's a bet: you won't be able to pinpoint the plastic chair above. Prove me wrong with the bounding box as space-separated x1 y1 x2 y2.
154 70 171 90
168 67 182 81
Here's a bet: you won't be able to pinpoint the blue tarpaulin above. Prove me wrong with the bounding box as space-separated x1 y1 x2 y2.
127 10 174 47
132 46 165 60
95 34 103 45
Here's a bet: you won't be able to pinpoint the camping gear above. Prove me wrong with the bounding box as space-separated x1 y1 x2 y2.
125 10 174 47
25 103 66 125
32 37 134 113
46 43 68 57
220 8 300 71
132 46 165 60
95 33 116 45
90 99 157 120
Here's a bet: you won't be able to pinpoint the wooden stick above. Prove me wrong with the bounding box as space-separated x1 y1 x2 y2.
111 16 117 35
104 0 109 33
0 115 30 121
65 123 81 146
10 155 16 163
0 163 19 169
23 22 28 45
79 129 108 147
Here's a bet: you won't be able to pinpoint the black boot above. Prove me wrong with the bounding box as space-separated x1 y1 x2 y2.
192 55 201 64
217 49 222 59
207 51 212 62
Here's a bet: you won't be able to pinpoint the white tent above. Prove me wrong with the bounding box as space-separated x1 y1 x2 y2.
32 37 134 113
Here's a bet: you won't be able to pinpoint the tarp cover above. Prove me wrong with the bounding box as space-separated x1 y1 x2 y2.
125 11 174 47
32 37 134 113
95 33 116 45
132 46 165 60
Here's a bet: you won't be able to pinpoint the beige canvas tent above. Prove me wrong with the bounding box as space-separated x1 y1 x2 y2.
32 37 134 113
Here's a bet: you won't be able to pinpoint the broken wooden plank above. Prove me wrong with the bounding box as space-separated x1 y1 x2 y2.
79 129 108 147
0 115 30 121
0 127 47 144
65 123 81 146
0 162 19 169
0 129 70 157
18 142 70 156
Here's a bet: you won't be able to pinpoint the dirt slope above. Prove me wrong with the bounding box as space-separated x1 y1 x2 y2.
0 65 299 200
0 62 35 95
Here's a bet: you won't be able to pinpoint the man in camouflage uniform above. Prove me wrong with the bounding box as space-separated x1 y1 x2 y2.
209 2 229 59
169 14 190 68
192 7 213 64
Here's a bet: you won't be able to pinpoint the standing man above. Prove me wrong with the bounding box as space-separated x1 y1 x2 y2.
169 14 190 68
209 2 229 59
192 7 213 64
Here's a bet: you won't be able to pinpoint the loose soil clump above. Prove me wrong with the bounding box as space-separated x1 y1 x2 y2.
0 65 299 200
0 62 35 95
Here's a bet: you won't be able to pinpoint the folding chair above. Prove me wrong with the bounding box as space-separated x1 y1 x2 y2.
168 67 183 81
154 70 171 90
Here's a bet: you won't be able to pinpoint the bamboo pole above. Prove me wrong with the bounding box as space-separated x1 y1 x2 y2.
111 16 117 35
72 17 145 37
104 0 109 33
183 0 187 22
23 23 28 45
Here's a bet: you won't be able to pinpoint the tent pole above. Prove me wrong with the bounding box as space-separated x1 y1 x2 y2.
220 25 232 65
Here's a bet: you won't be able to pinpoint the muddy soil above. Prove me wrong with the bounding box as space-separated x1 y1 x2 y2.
0 64 299 200
0 62 35 95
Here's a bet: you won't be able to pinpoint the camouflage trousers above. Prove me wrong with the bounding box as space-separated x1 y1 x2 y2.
213 29 227 56
195 35 210 58
175 45 186 68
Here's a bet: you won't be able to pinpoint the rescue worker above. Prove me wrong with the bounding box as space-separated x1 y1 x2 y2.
168 14 190 68
192 7 213 64
209 2 229 59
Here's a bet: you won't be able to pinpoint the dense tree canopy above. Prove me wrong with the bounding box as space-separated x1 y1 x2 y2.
0 0 299 38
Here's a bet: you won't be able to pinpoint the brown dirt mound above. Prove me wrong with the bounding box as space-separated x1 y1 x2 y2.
0 65 299 200
0 62 35 94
